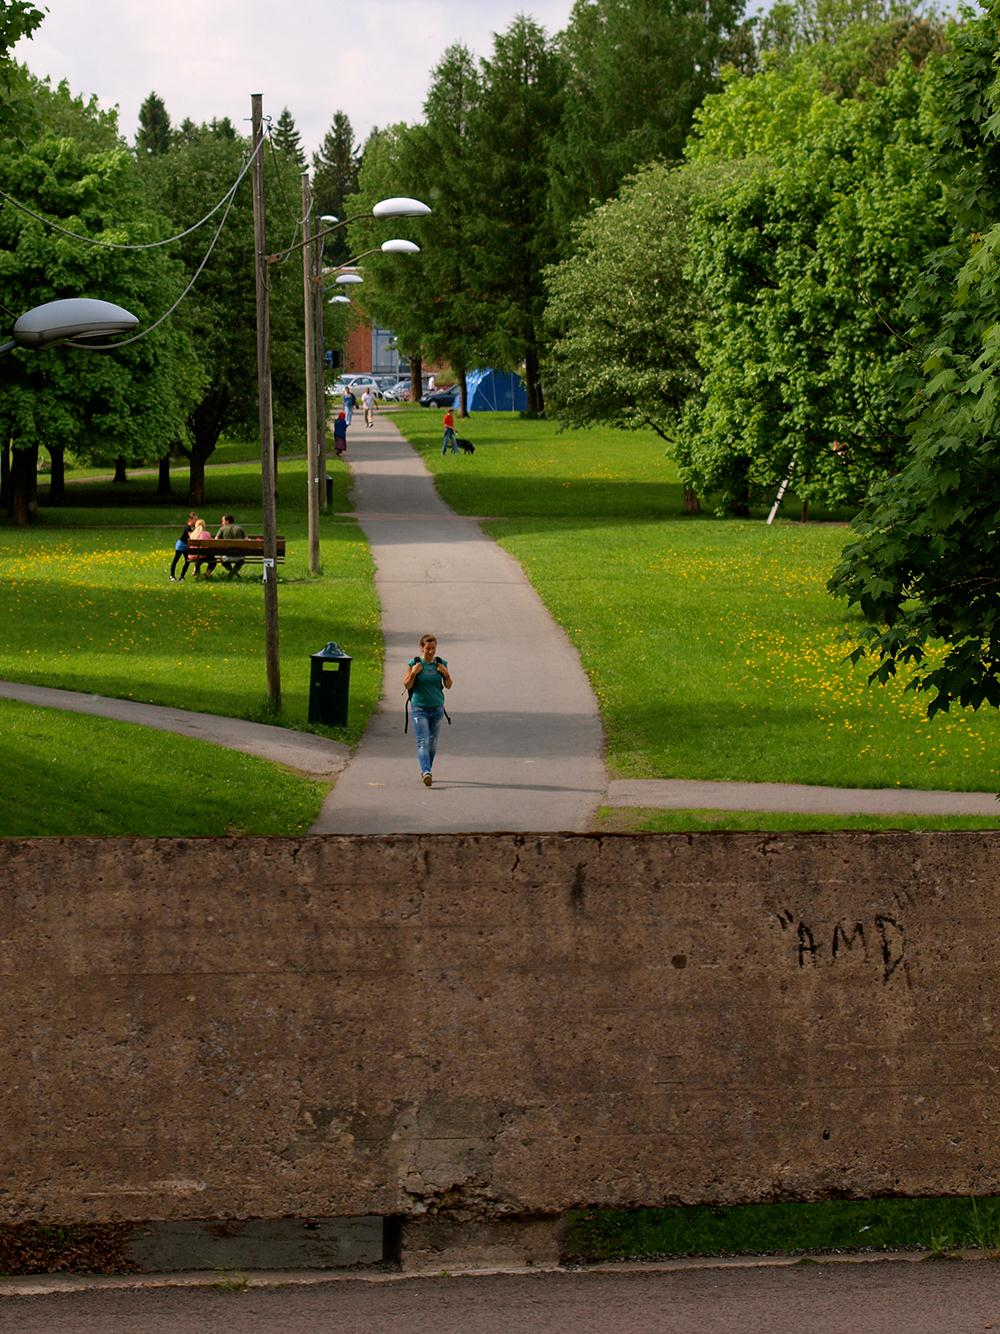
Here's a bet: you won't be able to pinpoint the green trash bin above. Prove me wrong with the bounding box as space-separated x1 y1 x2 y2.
309 642 352 726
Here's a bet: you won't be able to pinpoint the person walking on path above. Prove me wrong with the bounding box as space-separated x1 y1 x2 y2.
343 387 357 426
362 388 377 428
333 411 348 456
441 407 457 455
403 633 452 787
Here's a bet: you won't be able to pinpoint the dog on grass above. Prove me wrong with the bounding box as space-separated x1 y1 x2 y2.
456 437 475 454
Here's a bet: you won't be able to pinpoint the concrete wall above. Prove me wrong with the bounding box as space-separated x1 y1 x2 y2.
2 833 998 1226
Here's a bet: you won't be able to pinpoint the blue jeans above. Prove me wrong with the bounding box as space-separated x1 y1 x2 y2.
412 706 444 775
441 427 456 454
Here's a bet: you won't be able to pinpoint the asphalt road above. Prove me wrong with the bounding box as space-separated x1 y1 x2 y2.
3 1259 1000 1333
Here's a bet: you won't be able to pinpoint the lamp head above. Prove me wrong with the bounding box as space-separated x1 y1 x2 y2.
12 298 139 350
372 197 431 219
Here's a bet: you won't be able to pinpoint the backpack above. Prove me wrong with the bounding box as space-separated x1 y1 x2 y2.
404 658 452 733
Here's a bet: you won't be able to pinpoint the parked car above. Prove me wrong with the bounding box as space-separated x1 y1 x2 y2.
420 385 458 408
343 374 382 397
383 378 416 402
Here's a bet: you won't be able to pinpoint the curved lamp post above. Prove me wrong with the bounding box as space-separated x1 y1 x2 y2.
1 298 139 355
286 183 431 576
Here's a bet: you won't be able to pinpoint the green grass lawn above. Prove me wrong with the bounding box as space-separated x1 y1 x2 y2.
0 698 326 836
393 409 1000 793
1 455 379 742
563 1196 1000 1262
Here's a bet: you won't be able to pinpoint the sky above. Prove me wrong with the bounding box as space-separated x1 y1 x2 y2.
17 0 578 158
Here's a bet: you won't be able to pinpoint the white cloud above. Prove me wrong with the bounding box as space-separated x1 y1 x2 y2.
18 0 576 157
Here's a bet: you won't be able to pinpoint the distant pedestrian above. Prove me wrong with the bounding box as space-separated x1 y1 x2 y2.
343 387 357 425
333 411 348 456
362 387 376 428
441 407 457 455
403 633 452 787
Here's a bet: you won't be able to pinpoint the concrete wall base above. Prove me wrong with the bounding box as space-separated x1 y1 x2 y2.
125 1217 383 1272
394 1216 562 1273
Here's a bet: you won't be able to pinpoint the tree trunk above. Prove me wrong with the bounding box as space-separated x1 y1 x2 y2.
1 436 10 513
47 444 66 503
187 422 219 507
409 354 422 401
456 366 468 418
156 455 172 496
524 345 543 416
728 459 751 517
10 443 38 527
113 456 128 484
188 452 207 507
800 498 809 523
682 486 700 515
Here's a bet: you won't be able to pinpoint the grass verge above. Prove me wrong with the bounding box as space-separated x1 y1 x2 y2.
0 699 326 836
392 410 1000 793
563 1197 1000 1262
596 807 1000 833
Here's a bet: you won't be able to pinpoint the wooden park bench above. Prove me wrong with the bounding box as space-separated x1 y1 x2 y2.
186 536 286 580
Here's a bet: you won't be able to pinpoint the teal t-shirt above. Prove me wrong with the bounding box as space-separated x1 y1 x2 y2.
409 657 448 709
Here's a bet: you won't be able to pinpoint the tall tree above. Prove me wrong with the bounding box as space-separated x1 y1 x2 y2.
543 160 709 509
344 124 432 381
829 4 1000 716
0 2 43 142
135 91 172 156
0 82 200 523
312 111 359 263
140 120 305 504
345 48 487 414
463 16 564 413
272 106 305 165
549 0 747 229
677 16 948 514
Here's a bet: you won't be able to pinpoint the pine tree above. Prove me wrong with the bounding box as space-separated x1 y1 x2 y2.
135 91 172 155
312 110 360 261
550 0 747 228
272 106 305 165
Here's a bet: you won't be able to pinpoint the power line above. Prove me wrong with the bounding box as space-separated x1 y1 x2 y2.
0 134 264 252
80 174 241 350
266 132 309 264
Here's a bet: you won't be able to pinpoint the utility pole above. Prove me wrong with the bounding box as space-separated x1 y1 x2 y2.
251 93 281 710
315 249 329 515
301 173 321 574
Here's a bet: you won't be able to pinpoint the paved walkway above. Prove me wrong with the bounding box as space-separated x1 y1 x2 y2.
608 777 999 816
310 414 606 833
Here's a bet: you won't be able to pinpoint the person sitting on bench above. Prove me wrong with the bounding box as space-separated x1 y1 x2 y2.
206 513 247 578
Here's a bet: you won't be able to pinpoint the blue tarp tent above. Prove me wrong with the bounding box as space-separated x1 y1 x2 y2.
465 368 527 411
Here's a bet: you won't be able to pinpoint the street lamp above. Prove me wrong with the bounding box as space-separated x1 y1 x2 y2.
0 298 138 355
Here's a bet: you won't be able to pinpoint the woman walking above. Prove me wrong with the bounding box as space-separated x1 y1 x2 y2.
403 633 452 787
